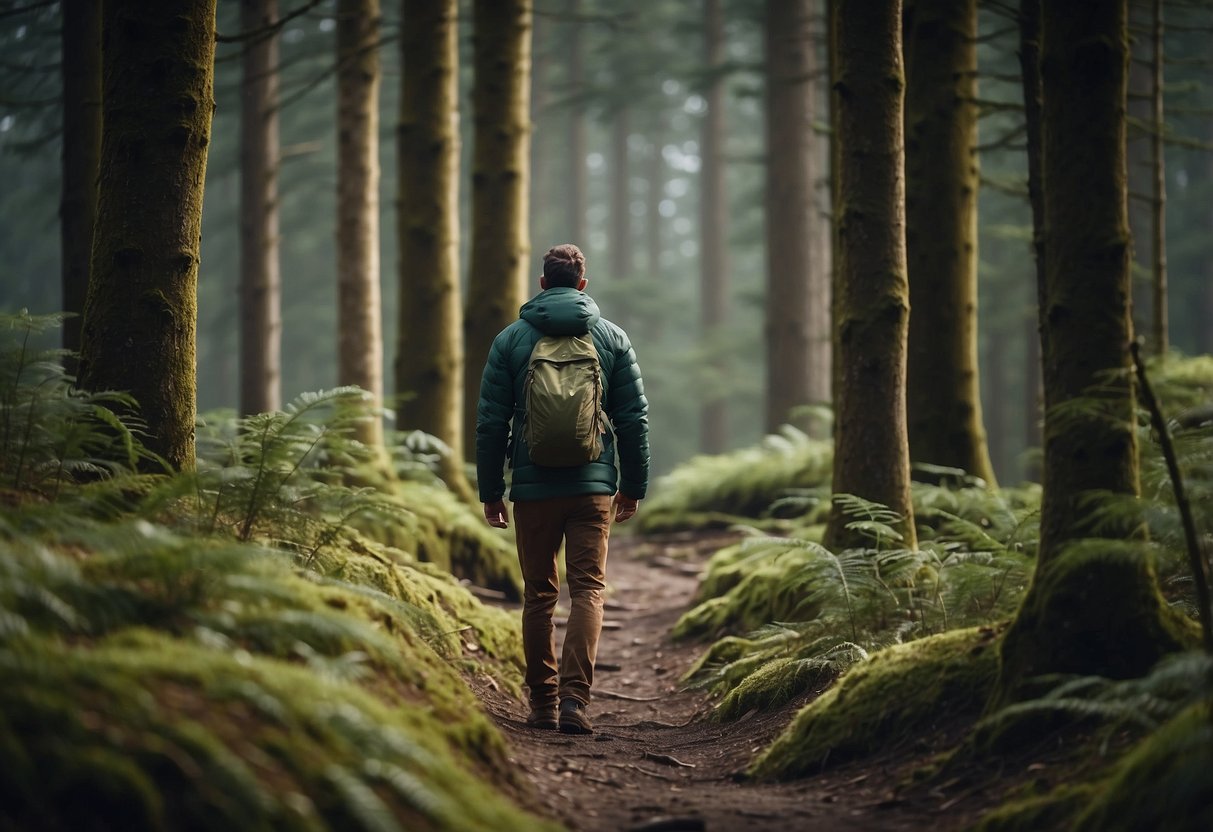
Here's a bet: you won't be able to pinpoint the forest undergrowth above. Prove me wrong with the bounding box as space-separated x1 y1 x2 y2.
645 353 1213 830
0 312 553 831
4 308 1213 831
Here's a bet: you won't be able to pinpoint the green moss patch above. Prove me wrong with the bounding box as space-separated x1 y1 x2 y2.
636 428 833 534
0 519 543 831
0 633 556 832
356 480 523 600
994 541 1196 706
750 627 1000 779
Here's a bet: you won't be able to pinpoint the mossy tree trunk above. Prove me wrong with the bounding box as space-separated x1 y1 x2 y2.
566 0 587 246
823 0 917 551
764 0 829 434
700 0 729 455
1207 122 1213 356
463 0 532 461
60 0 101 370
78 0 217 471
336 0 383 448
902 0 995 485
1148 0 1167 356
530 11 549 247
239 0 281 416
609 106 633 329
1125 0 1152 348
396 0 469 498
994 0 1187 704
1020 0 1044 483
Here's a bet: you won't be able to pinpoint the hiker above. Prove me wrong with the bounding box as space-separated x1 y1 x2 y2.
476 243 650 735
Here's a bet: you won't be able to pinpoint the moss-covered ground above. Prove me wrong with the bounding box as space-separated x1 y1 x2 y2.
0 513 551 831
749 626 1000 778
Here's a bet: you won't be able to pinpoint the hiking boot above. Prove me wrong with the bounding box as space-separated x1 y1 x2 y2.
558 698 593 735
526 704 558 730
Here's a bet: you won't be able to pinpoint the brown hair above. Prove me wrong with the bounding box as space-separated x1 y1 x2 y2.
542 244 586 288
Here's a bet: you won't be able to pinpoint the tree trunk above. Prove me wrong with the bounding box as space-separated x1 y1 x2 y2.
1207 120 1213 356
994 0 1186 703
1149 0 1167 356
78 0 217 471
60 0 101 371
903 0 995 484
464 0 532 462
567 0 587 246
823 0 917 550
396 0 469 495
239 0 281 416
1019 0 1044 483
764 0 829 434
1126 0 1152 343
647 135 663 279
609 107 632 326
336 0 384 448
530 10 548 247
700 0 729 454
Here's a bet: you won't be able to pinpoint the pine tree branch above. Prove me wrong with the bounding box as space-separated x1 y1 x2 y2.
215 0 328 45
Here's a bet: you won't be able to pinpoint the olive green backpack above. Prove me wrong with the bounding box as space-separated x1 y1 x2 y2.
522 334 606 467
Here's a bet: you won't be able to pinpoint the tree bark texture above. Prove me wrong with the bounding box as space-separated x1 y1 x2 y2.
609 107 632 327
78 0 217 471
1019 0 1044 481
566 0 587 246
764 0 830 434
397 0 467 480
60 0 101 368
530 10 548 247
464 0 532 460
823 0 917 551
995 0 1186 702
1148 0 1167 355
700 0 729 455
239 0 282 416
1125 0 1152 343
1207 120 1213 355
336 0 384 447
902 0 995 484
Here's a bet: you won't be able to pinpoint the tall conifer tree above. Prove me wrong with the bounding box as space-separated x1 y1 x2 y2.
60 0 101 367
764 0 829 433
823 0 917 550
396 0 469 494
336 0 384 447
79 0 217 470
995 0 1186 702
239 0 282 416
463 0 532 459
903 0 995 484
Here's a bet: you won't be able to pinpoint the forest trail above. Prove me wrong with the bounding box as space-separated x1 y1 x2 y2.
473 533 957 832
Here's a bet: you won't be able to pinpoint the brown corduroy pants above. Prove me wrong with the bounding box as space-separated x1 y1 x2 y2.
513 494 613 708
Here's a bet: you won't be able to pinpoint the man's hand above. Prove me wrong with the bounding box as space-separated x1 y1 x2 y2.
613 493 639 524
484 500 510 529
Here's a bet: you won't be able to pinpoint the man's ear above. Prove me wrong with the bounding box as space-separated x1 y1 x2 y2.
577 277 588 291
540 275 549 290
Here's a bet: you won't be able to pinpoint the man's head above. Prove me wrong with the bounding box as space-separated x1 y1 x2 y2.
541 244 588 290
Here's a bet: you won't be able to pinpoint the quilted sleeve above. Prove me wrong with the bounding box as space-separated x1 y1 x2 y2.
475 328 516 503
605 330 650 500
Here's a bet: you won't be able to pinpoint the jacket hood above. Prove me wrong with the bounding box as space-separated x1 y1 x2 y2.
519 286 601 336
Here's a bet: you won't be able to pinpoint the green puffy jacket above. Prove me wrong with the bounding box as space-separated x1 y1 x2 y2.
475 286 650 503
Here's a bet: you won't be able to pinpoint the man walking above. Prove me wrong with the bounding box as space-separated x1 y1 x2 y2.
476 244 649 734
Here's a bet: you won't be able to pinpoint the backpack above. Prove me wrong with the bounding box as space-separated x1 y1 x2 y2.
523 333 605 467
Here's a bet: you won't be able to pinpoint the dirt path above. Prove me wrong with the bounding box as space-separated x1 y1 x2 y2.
475 532 956 832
